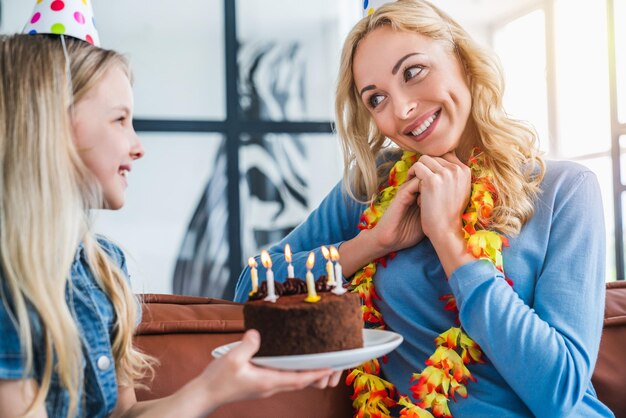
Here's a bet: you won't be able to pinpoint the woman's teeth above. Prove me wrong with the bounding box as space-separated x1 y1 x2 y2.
411 112 439 136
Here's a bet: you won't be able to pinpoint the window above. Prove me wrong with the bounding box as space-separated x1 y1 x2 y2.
495 0 621 280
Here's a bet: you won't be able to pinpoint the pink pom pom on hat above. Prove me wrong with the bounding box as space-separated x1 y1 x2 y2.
23 0 100 47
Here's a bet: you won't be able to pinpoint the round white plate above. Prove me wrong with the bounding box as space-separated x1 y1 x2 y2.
211 329 403 371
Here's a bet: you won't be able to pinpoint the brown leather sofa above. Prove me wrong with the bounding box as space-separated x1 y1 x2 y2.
593 281 626 418
134 282 626 418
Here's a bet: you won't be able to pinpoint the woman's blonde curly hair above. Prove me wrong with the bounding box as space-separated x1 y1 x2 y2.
335 0 545 236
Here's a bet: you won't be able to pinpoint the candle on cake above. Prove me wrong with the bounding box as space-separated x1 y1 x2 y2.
260 250 278 303
248 257 259 296
304 252 320 303
285 244 295 278
330 246 346 295
320 245 335 286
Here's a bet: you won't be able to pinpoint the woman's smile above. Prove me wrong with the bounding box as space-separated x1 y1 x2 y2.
403 108 441 141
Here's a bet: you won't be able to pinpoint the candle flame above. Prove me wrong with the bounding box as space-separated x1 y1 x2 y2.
285 244 292 263
260 250 272 269
320 245 330 260
330 246 340 261
248 257 257 268
306 252 315 270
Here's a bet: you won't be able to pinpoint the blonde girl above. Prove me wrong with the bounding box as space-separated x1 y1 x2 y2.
0 34 335 418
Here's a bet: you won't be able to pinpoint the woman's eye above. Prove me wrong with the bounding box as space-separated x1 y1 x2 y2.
404 65 424 82
368 94 385 108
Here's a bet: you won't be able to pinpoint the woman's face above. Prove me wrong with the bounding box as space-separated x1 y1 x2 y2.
72 65 144 210
353 26 472 157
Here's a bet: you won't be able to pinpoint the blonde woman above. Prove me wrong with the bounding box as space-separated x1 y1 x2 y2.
236 0 614 416
0 34 338 418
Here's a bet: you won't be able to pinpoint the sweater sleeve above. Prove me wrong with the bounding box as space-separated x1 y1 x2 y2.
234 181 365 302
448 171 606 417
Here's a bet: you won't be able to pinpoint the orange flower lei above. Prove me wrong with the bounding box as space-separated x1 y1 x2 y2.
347 150 510 418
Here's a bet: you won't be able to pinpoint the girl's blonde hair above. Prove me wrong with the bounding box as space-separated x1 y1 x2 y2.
335 0 545 235
0 34 152 416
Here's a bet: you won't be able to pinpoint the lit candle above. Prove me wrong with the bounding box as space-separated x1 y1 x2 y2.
248 257 258 296
320 245 335 286
285 244 295 278
304 252 320 303
330 246 346 295
260 250 278 303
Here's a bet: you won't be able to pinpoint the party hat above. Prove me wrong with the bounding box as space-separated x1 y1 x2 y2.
23 0 100 46
362 0 396 17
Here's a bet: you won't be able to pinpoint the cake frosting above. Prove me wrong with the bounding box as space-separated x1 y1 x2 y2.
244 277 363 357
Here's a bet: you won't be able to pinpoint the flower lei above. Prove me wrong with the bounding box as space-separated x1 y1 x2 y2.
347 150 510 418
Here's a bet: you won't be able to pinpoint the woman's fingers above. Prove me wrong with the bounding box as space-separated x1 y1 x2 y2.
408 152 469 185
393 177 421 208
418 154 449 173
440 152 471 176
409 155 448 181
398 176 421 195
407 161 430 181
407 156 437 181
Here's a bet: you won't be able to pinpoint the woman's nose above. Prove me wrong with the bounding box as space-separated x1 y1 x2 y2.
394 93 418 120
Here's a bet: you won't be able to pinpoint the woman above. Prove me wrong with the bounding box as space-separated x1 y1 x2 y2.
236 0 614 416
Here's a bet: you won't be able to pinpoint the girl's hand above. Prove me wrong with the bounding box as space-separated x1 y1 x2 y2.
199 330 335 407
407 152 471 243
111 330 340 418
369 175 425 254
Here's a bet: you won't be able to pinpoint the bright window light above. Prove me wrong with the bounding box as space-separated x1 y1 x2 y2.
494 10 549 154
554 0 611 159
615 0 626 123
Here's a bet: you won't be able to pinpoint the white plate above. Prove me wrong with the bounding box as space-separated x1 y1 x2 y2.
211 329 403 371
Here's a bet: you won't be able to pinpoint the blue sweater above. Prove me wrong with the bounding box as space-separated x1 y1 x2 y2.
235 160 614 417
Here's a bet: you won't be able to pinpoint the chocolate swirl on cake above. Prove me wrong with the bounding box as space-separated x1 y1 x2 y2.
315 276 334 293
249 277 335 301
281 278 308 295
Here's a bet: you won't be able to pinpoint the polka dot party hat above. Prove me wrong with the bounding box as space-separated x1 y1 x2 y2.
23 0 100 46
362 0 396 17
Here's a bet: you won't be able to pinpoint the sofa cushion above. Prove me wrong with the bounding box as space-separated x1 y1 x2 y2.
592 281 626 418
134 283 625 418
134 293 352 418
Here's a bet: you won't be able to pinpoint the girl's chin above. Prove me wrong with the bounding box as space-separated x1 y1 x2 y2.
102 198 125 210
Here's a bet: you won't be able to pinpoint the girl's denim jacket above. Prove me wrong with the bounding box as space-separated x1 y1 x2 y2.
0 238 131 417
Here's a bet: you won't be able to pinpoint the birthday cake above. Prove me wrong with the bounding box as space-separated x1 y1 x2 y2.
244 277 363 357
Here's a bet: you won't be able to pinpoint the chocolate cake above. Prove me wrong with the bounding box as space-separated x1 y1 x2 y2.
243 277 363 357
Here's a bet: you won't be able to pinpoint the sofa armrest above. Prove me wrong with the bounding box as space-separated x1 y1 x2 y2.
591 281 626 418
133 294 353 418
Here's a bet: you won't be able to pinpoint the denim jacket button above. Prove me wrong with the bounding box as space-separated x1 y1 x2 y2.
97 355 111 371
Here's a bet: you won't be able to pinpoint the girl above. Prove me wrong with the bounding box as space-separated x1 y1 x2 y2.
0 34 337 418
236 0 615 416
